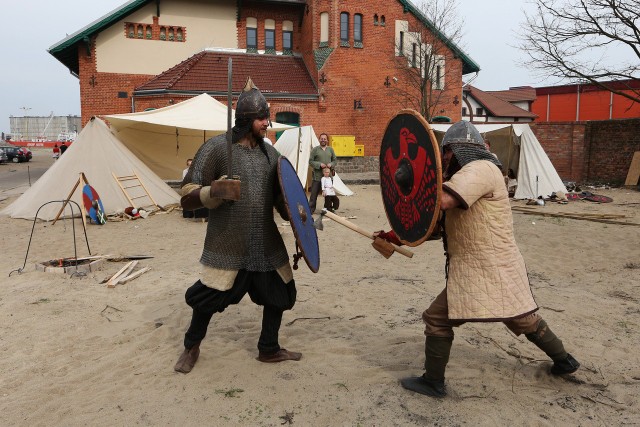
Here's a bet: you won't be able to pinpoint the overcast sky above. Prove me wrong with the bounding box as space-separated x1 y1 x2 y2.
0 0 543 135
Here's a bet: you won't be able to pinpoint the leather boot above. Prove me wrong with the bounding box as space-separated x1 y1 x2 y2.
174 342 200 374
526 320 580 375
400 336 453 397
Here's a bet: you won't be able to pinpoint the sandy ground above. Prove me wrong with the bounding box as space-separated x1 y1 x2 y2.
1 150 639 426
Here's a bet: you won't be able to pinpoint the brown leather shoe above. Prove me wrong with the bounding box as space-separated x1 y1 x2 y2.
174 343 200 374
257 348 302 363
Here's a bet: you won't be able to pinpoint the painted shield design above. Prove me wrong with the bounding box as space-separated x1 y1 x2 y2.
82 184 106 225
379 110 442 246
278 156 320 273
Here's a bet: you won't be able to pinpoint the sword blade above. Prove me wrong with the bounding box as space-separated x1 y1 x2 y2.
227 58 233 178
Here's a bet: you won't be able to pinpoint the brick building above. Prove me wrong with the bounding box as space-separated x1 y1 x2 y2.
48 0 478 166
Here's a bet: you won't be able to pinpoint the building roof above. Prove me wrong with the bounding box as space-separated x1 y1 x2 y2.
487 86 536 103
464 85 537 119
397 0 479 75
49 0 480 76
135 50 318 98
535 79 640 96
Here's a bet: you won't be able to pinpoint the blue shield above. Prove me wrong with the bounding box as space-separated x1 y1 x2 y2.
278 156 320 273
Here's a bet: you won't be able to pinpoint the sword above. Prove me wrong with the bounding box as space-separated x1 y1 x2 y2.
209 57 241 201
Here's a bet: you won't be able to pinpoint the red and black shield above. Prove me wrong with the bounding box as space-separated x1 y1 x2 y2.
379 110 442 246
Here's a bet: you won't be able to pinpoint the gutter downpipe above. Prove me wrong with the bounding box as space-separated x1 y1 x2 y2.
131 94 135 113
576 84 580 121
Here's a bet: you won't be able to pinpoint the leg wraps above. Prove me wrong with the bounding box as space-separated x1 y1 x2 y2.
525 319 568 361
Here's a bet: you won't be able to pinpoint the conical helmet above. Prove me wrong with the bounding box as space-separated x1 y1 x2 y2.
235 77 270 122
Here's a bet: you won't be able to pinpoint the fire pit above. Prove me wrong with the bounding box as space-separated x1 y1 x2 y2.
36 257 105 274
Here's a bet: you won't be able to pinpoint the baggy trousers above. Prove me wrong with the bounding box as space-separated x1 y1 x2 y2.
183 270 296 354
422 288 541 337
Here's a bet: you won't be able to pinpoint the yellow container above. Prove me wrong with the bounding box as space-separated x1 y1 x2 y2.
354 144 364 156
330 135 356 157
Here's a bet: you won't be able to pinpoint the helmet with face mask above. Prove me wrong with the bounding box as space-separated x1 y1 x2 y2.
441 121 501 169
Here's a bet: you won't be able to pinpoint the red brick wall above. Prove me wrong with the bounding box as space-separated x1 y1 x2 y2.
531 119 640 184
77 1 466 166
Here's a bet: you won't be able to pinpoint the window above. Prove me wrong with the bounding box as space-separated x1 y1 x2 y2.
265 19 275 51
283 20 293 52
462 107 468 116
146 26 152 39
399 32 404 55
340 13 349 42
246 17 257 49
320 12 329 46
380 15 386 26
354 14 362 43
476 107 484 116
435 65 442 89
412 43 417 68
374 14 378 26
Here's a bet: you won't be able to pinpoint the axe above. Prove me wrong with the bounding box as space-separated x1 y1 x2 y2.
314 209 414 259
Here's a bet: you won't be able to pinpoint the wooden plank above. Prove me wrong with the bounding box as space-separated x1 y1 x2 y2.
512 208 640 226
624 151 640 186
106 261 136 288
119 266 151 284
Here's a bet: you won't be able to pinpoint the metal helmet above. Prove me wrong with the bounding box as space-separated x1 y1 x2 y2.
441 121 501 168
235 77 270 123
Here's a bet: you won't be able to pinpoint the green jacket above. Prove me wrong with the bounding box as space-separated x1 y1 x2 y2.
309 145 337 181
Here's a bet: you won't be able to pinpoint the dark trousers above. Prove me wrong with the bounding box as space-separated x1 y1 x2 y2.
323 195 339 212
308 180 322 213
183 270 296 354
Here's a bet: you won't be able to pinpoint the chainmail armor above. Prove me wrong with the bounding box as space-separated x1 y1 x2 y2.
441 121 502 169
185 133 288 271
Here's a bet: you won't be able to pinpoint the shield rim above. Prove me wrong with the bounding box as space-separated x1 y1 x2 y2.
379 109 442 247
277 156 320 273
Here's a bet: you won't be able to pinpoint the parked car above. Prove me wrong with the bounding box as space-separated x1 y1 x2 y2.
4 146 32 163
0 148 8 163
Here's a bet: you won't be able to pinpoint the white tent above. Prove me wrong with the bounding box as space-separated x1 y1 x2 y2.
1 117 180 221
431 123 567 199
105 94 294 180
274 126 354 196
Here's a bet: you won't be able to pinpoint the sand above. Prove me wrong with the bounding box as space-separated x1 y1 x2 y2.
1 150 639 426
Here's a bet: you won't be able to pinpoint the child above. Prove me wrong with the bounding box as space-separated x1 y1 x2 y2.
321 167 339 212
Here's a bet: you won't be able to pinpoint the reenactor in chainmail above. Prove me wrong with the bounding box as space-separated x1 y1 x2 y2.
174 78 302 374
377 121 579 397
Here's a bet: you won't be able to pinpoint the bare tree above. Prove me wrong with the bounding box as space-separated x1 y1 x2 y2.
390 0 465 121
519 0 640 103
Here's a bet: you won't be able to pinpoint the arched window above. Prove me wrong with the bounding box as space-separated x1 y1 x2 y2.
340 12 349 44
128 24 135 38
381 15 386 26
374 14 379 26
137 25 143 38
177 28 183 42
265 19 275 51
160 27 166 40
283 20 293 53
169 27 174 41
320 12 329 46
246 17 257 49
146 26 152 39
354 14 363 45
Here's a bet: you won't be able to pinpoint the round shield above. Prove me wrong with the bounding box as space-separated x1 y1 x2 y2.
379 110 442 246
278 156 320 273
82 184 106 225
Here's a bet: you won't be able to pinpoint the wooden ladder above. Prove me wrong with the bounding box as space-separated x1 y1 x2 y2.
112 171 159 211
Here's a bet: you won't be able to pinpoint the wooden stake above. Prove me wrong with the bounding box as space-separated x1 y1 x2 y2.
106 261 136 288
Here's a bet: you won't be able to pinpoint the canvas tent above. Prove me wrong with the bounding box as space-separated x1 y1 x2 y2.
431 123 567 199
274 126 354 196
1 117 180 221
105 94 294 180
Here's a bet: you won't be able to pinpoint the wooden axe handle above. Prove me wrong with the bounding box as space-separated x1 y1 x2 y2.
323 211 414 258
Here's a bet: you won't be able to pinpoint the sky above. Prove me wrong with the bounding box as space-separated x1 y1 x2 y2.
0 0 543 136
